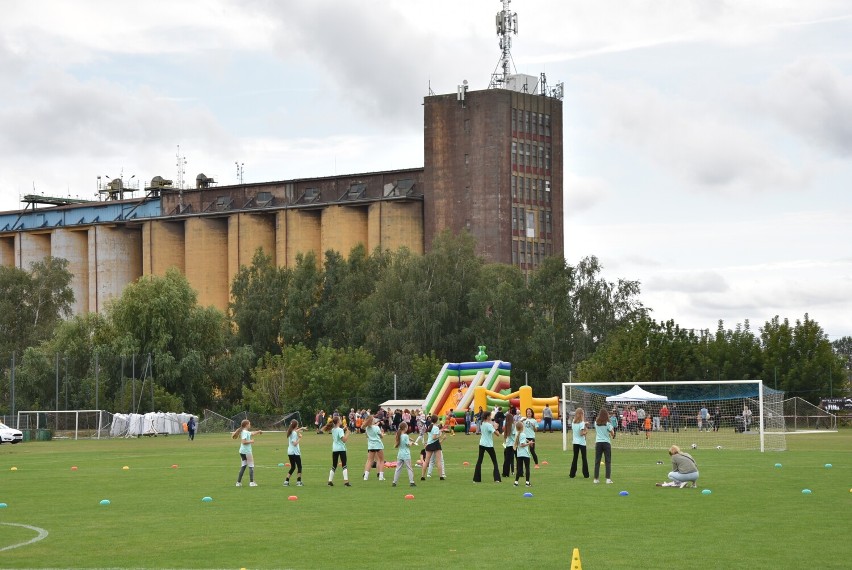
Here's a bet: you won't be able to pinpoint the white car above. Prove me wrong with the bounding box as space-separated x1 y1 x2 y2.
0 422 23 444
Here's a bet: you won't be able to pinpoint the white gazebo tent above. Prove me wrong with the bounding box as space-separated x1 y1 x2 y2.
605 385 668 402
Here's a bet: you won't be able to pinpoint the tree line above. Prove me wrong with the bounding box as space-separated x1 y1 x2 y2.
0 232 848 420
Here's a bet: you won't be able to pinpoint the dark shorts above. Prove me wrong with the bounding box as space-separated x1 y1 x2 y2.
426 441 442 452
368 448 383 453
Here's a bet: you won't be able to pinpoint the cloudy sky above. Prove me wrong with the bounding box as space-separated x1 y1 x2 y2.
2 0 851 339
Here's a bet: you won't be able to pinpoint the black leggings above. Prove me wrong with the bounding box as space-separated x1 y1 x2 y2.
594 442 612 479
288 454 302 477
502 446 516 477
332 451 347 469
570 444 589 478
528 438 538 464
516 456 531 482
473 445 501 482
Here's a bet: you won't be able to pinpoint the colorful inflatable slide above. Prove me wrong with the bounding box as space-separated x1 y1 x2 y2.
424 360 511 419
423 360 561 430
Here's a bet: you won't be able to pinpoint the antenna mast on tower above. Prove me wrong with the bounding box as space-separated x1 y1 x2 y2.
176 145 187 211
490 0 518 89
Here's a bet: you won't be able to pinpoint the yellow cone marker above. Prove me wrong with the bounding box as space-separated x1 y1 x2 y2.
571 547 583 570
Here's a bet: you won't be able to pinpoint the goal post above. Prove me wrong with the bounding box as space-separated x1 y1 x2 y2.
561 380 785 452
15 410 110 440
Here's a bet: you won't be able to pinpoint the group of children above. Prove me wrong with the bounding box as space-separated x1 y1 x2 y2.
235 405 707 491
232 407 552 489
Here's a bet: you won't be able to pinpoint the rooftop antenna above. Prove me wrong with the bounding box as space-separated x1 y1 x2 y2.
235 161 244 184
176 146 187 190
457 79 469 107
490 0 518 89
176 145 187 211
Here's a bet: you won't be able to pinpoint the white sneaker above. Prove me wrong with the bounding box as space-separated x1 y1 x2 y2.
296 481 304 487
283 480 290 487
678 481 688 488
363 473 369 481
235 482 242 487
249 482 258 487
606 479 613 484
593 479 599 484
662 481 676 487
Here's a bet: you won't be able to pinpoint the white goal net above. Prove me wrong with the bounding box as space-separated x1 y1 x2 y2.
561 381 786 452
782 397 837 431
15 410 110 440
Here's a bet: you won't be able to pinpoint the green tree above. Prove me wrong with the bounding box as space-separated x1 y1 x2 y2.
760 314 844 401
230 249 289 357
244 344 376 419
107 269 241 411
524 255 644 393
316 245 385 349
0 257 74 357
280 252 322 349
704 320 762 381
465 263 529 367
831 335 852 396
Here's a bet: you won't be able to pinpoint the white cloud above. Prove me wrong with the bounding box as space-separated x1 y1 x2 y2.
521 1 852 64
590 80 810 194
646 271 729 294
564 172 610 216
1 0 277 63
756 58 852 156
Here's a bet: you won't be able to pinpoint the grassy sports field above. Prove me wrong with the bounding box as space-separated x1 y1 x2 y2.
1 427 850 569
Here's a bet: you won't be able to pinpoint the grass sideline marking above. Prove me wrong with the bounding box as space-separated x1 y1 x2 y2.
0 522 49 552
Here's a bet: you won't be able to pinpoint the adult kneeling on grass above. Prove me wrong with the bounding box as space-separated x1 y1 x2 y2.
657 444 699 488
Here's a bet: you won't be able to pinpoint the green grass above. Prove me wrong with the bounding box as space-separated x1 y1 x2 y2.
1 429 851 569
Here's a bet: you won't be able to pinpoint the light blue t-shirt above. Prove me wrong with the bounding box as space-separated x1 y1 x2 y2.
239 430 252 454
522 417 537 438
287 431 300 456
397 433 411 461
427 425 441 445
594 423 613 444
504 424 516 448
516 432 531 458
365 425 384 450
479 421 496 447
571 421 587 446
332 427 346 452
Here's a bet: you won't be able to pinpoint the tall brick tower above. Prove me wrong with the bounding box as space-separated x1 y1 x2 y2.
423 0 563 273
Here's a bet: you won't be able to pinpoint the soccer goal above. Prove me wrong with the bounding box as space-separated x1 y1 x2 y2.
782 397 837 432
16 410 110 440
561 381 786 452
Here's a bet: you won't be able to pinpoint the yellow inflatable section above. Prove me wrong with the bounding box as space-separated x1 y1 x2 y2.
474 385 559 420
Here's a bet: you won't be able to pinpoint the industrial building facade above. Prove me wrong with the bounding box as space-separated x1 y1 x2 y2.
0 87 562 314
